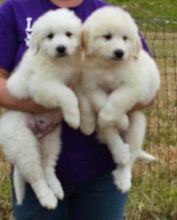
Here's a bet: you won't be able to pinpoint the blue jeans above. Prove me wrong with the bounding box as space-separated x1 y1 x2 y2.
13 172 128 220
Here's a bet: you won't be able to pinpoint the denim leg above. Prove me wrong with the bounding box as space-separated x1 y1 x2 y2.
69 172 128 220
13 172 128 220
13 183 68 220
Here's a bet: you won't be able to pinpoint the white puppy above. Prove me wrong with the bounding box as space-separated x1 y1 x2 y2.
79 6 160 192
0 9 82 209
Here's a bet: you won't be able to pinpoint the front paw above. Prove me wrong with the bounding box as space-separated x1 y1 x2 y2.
80 120 95 135
98 108 117 128
64 107 80 129
38 188 58 209
113 143 130 166
116 114 129 131
112 167 132 193
47 176 64 200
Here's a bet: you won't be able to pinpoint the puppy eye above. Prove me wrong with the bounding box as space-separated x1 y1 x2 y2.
103 33 112 40
123 35 128 41
66 32 73 37
47 33 54 39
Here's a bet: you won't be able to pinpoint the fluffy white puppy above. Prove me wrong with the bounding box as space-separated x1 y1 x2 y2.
80 6 160 192
0 9 82 209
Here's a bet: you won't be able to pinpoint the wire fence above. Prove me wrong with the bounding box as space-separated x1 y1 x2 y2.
140 18 177 138
139 18 177 163
126 19 177 220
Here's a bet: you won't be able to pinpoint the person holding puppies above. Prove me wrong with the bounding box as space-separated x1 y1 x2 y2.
0 0 150 219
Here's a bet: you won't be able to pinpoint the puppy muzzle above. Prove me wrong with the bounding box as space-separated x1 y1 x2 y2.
112 49 124 60
56 45 68 57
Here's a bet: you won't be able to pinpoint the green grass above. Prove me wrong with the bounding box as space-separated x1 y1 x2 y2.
108 0 177 19
0 158 13 220
126 169 177 220
1 0 177 19
124 21 177 219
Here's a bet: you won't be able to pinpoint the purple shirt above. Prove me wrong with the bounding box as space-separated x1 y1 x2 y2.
0 0 149 184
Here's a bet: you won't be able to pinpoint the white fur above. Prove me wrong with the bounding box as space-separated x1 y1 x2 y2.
0 9 82 209
80 6 160 192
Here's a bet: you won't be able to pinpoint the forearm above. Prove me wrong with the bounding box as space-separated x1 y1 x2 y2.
128 99 155 113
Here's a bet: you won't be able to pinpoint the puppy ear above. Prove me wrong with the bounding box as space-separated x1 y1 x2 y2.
82 30 92 56
132 35 142 59
29 29 41 54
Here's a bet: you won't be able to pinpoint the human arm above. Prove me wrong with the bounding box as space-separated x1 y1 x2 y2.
129 99 155 113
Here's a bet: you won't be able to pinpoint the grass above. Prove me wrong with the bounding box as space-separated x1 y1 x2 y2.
109 0 177 19
0 152 13 220
124 21 177 219
0 0 177 220
1 0 177 19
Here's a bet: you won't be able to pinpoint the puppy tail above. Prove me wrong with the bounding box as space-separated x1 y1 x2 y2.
138 150 157 163
13 167 25 205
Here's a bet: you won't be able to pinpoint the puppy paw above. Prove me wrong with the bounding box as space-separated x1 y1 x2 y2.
112 167 132 193
80 123 95 135
38 188 58 209
80 116 96 135
63 107 80 129
47 177 64 200
98 108 117 128
116 114 129 131
113 143 130 165
54 186 64 201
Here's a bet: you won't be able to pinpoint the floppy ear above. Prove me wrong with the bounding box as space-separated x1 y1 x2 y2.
82 30 89 54
81 29 92 56
132 34 142 59
29 29 41 54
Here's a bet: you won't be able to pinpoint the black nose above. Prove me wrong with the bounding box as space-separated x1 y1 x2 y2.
114 49 124 59
56 46 66 54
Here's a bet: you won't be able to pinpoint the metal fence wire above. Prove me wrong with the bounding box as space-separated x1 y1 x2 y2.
137 19 177 157
126 19 177 219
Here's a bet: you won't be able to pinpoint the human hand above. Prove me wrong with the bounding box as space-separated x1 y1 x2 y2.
19 99 56 114
128 99 155 113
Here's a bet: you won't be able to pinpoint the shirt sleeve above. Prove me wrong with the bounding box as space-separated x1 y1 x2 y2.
140 33 151 54
0 1 19 72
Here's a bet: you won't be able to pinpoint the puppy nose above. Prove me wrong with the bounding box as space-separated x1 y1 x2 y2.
114 49 124 59
56 46 66 54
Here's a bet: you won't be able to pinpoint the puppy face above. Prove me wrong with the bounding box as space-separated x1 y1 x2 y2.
30 9 82 58
83 7 142 61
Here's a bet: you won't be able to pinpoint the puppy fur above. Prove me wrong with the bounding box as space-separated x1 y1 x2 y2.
0 9 82 209
79 6 160 192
